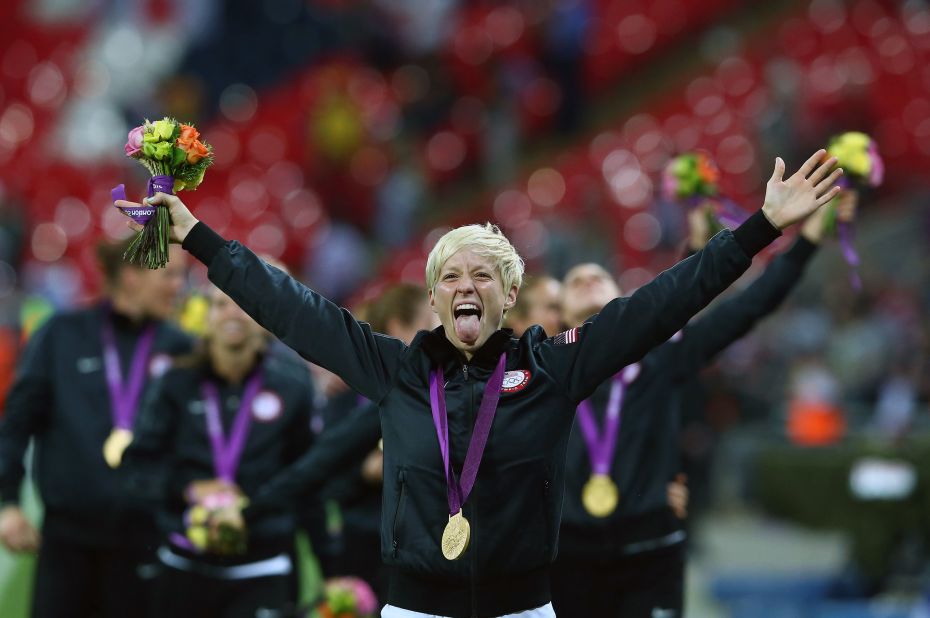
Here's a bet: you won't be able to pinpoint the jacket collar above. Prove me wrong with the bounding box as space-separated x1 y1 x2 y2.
420 326 512 370
100 301 157 334
202 349 268 386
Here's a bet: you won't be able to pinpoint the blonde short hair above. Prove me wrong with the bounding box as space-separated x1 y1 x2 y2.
425 223 525 293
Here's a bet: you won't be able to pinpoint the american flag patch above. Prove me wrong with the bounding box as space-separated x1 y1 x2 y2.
551 327 579 345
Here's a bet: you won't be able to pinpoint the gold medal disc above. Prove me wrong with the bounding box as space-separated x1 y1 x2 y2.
582 474 619 518
441 509 471 560
103 428 134 468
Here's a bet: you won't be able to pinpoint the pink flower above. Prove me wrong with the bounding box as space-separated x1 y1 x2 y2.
349 578 377 614
661 168 678 201
867 141 884 187
124 125 144 157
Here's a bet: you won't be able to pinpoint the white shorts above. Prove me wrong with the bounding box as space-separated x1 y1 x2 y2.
382 602 556 618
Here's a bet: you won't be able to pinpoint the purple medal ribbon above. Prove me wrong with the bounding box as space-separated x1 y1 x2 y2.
201 369 264 483
429 353 506 515
101 316 157 431
111 175 173 225
576 367 635 476
685 195 749 229
715 197 751 229
834 177 862 291
838 221 861 291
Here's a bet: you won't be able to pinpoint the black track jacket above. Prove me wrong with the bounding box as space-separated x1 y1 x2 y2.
0 306 191 548
121 352 317 562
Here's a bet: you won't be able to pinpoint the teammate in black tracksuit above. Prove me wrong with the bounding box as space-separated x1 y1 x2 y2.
122 150 842 618
121 285 318 617
550 194 854 617
0 241 190 618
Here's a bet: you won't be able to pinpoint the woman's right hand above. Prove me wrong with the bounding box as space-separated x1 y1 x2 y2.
115 192 200 244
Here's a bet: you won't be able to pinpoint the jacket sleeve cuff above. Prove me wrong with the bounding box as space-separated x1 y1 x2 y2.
733 210 781 258
181 222 227 267
785 235 818 264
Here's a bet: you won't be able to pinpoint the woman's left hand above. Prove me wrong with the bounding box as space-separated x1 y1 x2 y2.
761 150 844 230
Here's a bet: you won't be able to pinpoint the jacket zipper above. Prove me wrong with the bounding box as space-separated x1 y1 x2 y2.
543 477 551 554
391 470 407 558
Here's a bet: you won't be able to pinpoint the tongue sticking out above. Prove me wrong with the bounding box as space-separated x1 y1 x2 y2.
454 314 481 344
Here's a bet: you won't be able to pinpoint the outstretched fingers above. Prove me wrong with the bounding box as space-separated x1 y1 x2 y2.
814 167 843 195
796 149 827 180
769 157 786 183
816 185 842 207
807 156 838 184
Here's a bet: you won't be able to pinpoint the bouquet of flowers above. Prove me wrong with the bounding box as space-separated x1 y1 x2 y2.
823 131 883 234
177 487 247 555
661 151 747 232
823 131 884 289
826 131 883 189
113 117 213 269
316 577 378 618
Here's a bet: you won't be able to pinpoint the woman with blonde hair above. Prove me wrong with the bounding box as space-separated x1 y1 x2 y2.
117 150 842 618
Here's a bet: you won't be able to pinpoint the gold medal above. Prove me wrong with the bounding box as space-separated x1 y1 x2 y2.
440 509 471 560
103 428 134 468
582 473 619 518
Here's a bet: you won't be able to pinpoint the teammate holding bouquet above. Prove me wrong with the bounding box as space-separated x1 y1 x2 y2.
116 149 841 618
822 131 883 290
121 284 318 617
551 186 858 618
0 239 190 618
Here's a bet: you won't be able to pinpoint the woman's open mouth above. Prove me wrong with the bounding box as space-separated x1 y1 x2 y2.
453 302 482 344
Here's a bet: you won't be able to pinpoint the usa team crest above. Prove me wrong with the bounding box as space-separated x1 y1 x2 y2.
501 370 531 393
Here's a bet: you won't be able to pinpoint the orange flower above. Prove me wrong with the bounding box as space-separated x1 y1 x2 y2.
696 155 719 185
176 124 200 148
184 139 210 164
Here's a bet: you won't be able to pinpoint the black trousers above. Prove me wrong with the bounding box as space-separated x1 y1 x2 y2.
551 542 685 618
150 564 291 618
32 535 155 618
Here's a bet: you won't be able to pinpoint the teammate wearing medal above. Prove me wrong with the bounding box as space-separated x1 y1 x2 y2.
121 284 318 616
117 151 843 618
0 239 190 618
550 192 858 618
